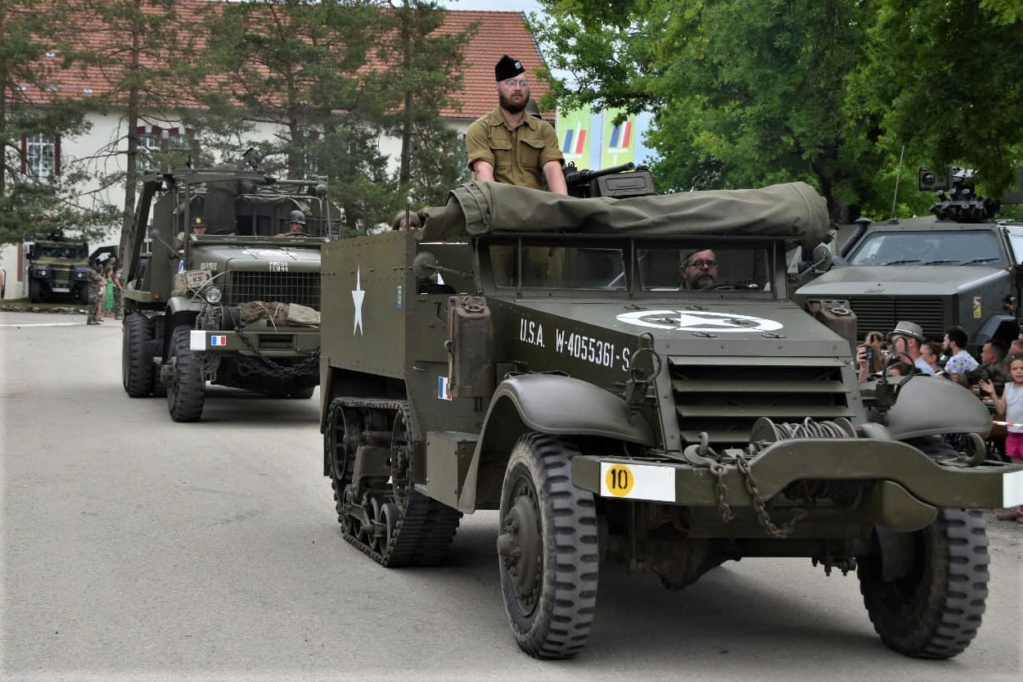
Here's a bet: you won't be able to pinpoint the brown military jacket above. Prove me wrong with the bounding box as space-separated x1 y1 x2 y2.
466 107 563 190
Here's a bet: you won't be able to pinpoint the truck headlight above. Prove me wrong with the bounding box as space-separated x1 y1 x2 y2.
35 268 47 277
205 286 222 304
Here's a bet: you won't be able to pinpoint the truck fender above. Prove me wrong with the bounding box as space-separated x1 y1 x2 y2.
457 374 654 512
974 314 1018 346
166 295 204 317
884 374 992 440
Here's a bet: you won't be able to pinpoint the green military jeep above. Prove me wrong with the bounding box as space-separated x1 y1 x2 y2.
318 177 1023 660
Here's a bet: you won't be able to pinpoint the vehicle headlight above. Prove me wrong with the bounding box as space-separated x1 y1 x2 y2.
205 286 222 304
36 268 47 277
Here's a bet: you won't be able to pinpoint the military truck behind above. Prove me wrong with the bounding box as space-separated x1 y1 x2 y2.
120 159 343 421
796 167 1023 352
318 175 1022 661
26 234 92 303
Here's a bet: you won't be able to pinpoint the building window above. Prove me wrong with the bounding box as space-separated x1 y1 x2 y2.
137 125 193 152
22 133 60 181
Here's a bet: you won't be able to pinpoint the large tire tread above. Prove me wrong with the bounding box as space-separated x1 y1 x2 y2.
167 326 205 422
122 314 154 397
499 432 599 660
857 508 989 659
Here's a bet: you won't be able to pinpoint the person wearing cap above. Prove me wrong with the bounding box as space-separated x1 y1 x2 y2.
177 216 207 254
278 209 308 237
887 321 935 376
680 249 719 289
465 55 567 195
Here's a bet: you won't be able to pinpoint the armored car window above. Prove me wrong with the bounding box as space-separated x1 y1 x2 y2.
638 245 770 292
847 229 1004 266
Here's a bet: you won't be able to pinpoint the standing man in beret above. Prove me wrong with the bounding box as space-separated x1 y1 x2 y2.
466 55 568 195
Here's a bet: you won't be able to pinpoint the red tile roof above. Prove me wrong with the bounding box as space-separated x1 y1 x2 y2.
17 2 551 122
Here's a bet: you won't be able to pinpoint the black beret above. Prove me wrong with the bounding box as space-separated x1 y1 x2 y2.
495 55 525 82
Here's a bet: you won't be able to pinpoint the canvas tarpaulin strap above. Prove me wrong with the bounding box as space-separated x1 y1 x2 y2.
419 180 831 249
237 301 320 327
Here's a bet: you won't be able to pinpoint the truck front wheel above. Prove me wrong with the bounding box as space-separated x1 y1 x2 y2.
497 433 599 660
122 314 154 397
166 326 205 422
29 279 41 303
857 508 989 659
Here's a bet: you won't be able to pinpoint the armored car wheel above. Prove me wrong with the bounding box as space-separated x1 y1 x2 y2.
122 314 154 397
497 433 598 660
857 508 989 659
166 326 205 422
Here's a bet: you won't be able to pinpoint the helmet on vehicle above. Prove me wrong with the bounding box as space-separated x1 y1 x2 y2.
289 210 306 226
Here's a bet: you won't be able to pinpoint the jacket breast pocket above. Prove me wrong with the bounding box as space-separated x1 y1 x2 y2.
490 138 513 171
517 137 544 171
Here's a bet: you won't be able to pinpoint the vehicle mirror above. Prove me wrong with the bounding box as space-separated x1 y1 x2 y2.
811 243 833 272
412 251 439 279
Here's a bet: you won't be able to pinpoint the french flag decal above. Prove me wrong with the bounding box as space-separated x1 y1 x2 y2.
562 125 587 155
211 335 227 347
609 121 632 150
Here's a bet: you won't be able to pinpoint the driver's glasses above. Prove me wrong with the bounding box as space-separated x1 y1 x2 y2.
503 79 529 88
689 259 717 269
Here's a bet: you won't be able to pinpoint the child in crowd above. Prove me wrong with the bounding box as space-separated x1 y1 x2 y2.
981 355 1023 522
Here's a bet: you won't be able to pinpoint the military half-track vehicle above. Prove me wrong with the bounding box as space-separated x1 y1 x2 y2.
319 175 1023 660
796 167 1023 352
26 234 92 303
121 162 343 421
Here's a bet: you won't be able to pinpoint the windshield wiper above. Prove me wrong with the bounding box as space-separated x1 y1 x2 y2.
959 257 1000 265
921 259 961 265
880 259 921 265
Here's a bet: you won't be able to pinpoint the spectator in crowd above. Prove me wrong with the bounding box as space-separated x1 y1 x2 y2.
961 339 1009 394
86 260 105 325
942 327 979 380
980 354 1023 522
864 331 886 374
920 341 949 378
886 320 935 375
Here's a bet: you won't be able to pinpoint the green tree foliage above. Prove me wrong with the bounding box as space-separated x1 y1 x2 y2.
855 0 1023 195
534 0 1022 220
377 1 474 209
0 0 118 246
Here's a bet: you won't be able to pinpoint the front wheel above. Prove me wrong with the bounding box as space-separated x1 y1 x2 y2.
122 314 154 397
857 508 989 659
497 433 599 660
166 326 205 422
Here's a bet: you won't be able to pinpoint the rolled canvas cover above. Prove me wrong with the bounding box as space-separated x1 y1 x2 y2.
420 180 831 249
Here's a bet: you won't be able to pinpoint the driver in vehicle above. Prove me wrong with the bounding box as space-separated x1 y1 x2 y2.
681 249 718 289
278 210 307 237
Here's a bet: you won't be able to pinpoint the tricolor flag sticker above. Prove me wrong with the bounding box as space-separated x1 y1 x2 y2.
437 376 452 401
562 125 587 156
609 121 632 151
211 335 227 347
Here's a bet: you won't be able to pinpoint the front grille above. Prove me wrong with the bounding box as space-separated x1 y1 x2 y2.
670 357 852 447
224 271 320 309
847 296 947 341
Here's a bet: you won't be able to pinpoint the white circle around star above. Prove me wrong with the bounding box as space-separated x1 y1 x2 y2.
616 310 783 332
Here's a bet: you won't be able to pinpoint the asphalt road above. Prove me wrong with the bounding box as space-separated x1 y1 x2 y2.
2 311 1021 681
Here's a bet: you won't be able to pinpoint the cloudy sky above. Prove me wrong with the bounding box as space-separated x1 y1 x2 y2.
438 0 544 14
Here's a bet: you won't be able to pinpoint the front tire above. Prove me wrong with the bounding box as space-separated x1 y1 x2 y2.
122 314 154 397
497 433 599 660
857 508 989 659
166 326 205 422
29 279 41 303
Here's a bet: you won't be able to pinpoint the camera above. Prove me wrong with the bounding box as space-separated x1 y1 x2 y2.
865 348 874 361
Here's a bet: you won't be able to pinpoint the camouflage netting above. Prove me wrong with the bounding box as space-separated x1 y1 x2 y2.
236 302 320 327
419 181 831 249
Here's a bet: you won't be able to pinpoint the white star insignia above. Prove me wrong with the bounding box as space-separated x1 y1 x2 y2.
352 266 365 336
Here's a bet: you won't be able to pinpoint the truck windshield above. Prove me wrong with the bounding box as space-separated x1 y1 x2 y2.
847 229 1004 267
39 245 85 259
489 243 772 293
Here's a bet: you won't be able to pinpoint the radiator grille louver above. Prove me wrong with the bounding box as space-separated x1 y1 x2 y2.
224 272 320 309
847 296 946 341
670 358 852 446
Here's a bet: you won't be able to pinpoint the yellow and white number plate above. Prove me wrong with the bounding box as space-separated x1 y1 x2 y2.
599 462 675 502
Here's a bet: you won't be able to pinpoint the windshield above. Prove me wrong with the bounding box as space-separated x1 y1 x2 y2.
38 245 86 259
847 229 1004 266
489 243 774 293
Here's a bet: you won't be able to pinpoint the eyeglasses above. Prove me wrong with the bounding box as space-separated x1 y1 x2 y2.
688 259 717 269
502 78 529 88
